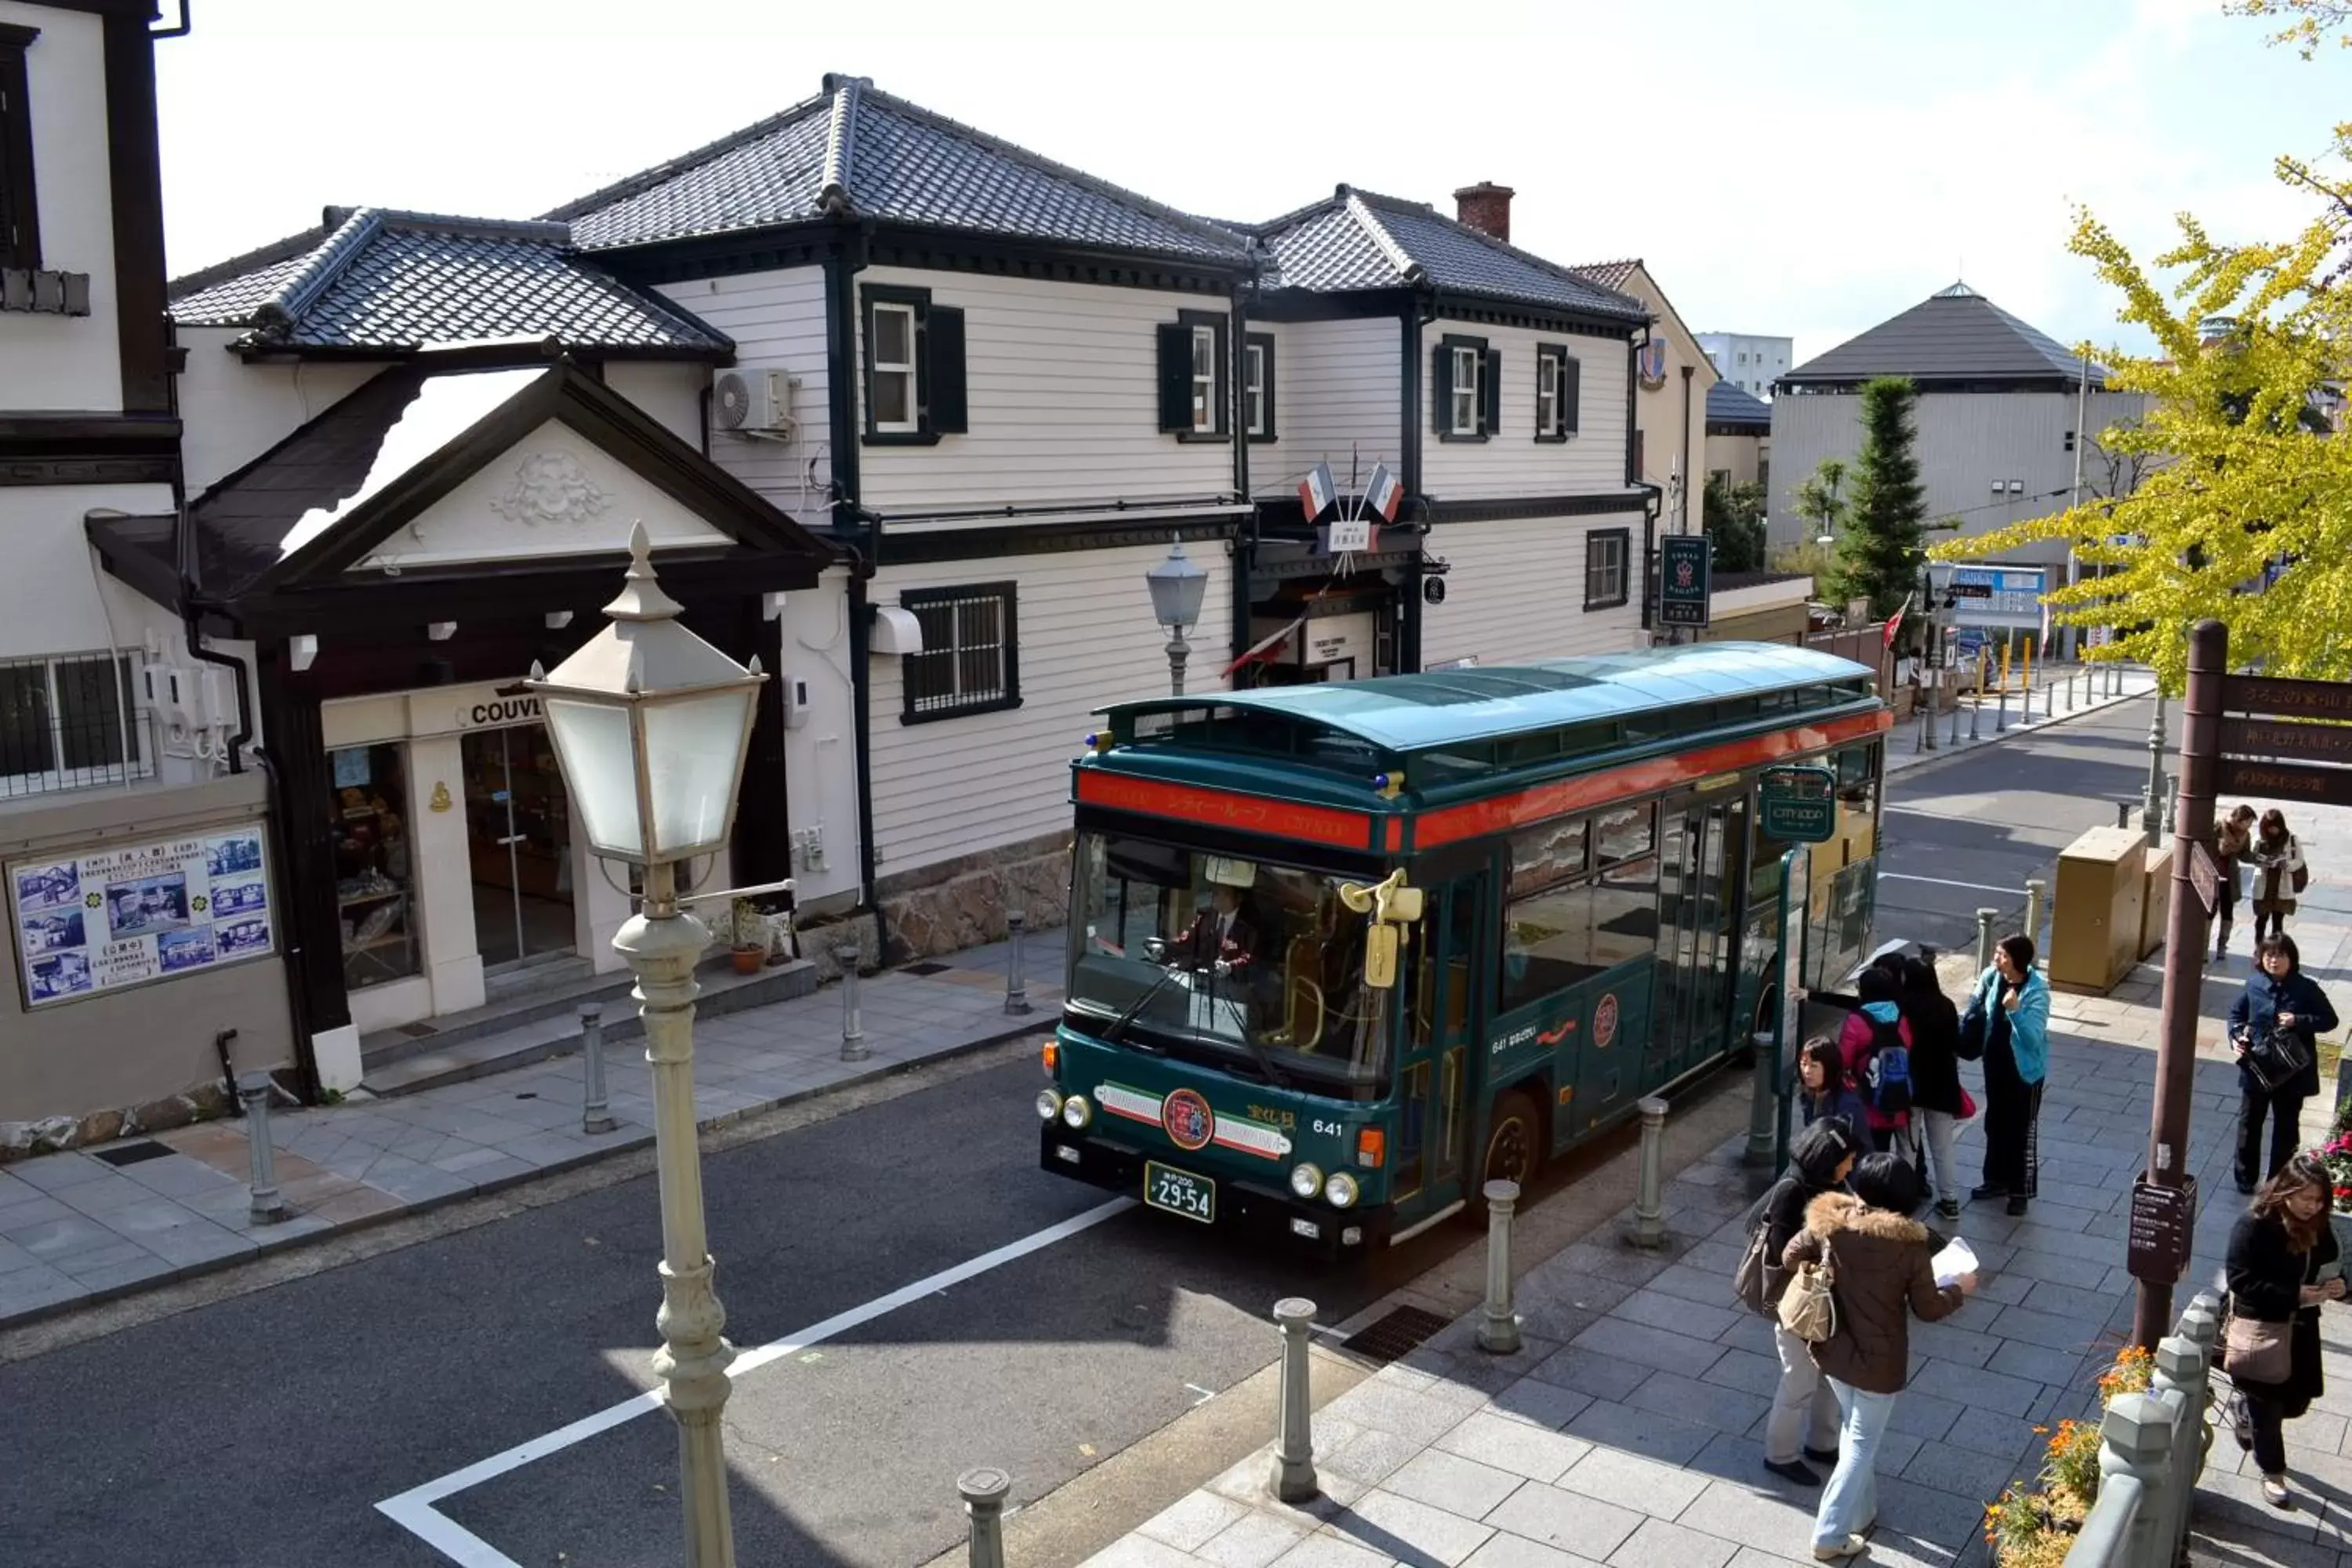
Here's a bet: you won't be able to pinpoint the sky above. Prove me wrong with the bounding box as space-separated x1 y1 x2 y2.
154 0 2349 365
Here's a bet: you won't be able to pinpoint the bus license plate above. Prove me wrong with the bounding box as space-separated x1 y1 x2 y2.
1144 1162 1214 1225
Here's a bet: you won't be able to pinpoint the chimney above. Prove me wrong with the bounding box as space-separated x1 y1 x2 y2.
1453 183 1515 242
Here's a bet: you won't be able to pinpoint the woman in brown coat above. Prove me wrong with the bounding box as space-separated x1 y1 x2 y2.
1784 1153 1977 1560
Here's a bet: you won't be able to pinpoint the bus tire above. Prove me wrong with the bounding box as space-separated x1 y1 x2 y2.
1481 1088 1543 1196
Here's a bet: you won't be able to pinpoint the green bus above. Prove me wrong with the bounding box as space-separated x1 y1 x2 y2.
1036 642 1893 1255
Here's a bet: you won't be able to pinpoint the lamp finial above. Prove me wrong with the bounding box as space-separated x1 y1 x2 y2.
603 520 684 622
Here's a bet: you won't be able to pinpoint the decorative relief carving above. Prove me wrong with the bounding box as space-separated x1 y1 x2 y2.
489 452 610 527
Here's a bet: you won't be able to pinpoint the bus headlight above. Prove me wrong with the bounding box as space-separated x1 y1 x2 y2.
1061 1094 1093 1130
1289 1163 1323 1200
1324 1171 1360 1208
1036 1090 1063 1122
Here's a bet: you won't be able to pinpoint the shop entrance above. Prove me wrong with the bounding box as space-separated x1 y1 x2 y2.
460 724 575 973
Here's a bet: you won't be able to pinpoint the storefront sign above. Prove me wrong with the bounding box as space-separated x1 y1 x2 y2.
456 692 545 731
9 827 275 1009
1657 535 1711 629
1759 765 1838 842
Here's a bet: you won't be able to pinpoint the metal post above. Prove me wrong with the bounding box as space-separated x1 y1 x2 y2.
1476 1181 1523 1353
2164 772 2179 838
1004 910 1032 1016
613 858 737 1568
2141 686 2169 837
836 943 867 1062
2024 879 2046 953
235 1071 287 1222
581 1002 616 1134
1167 626 1190 699
1269 1298 1319 1503
1630 1097 1669 1249
1947 678 1962 747
2063 666 2075 712
2136 620 2223 1353
1974 908 1997 974
1746 1018 1779 1166
2117 800 2133 830
1968 685 1980 741
2097 1392 2175 1566
1995 674 2009 733
956 1468 1011 1568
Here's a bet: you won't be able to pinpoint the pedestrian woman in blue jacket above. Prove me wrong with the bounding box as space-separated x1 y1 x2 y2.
1796 1036 1871 1144
2229 935 2342 1193
1968 934 2050 1216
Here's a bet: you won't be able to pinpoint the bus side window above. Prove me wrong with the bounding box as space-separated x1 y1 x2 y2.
1498 813 1659 1015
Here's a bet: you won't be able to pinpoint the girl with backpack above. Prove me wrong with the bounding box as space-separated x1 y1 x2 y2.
1835 966 1914 1156
1740 1116 1862 1489
1965 934 2049 1217
2250 809 2308 946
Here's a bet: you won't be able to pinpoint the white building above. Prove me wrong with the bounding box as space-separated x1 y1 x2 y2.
1696 331 1792 401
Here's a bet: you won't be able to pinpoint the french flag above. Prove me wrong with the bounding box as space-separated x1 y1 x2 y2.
1363 463 1403 523
1298 462 1337 522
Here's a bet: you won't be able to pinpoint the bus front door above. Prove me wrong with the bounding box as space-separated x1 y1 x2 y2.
1393 878 1478 1232
1650 800 1737 1085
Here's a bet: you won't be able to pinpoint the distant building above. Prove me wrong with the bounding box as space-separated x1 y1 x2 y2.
1765 283 2153 574
1704 382 1772 492
1570 259 1718 541
1697 332 1792 400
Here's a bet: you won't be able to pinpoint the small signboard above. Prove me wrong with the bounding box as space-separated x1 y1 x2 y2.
2188 839 2220 917
2226 674 2352 722
1759 765 1839 843
2127 1173 2198 1284
1326 517 1374 554
1657 535 1711 629
2219 757 2352 810
2220 717 2352 767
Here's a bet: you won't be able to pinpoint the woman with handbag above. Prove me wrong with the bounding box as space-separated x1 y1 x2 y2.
2249 808 2308 945
1740 1116 1863 1489
2228 935 2339 1192
1782 1153 1977 1561
1966 935 2050 1217
1900 955 1969 1221
2215 804 2256 960
2224 1152 2346 1508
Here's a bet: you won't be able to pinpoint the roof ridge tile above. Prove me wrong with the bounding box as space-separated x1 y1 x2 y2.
539 88 834 223
254 206 383 330
168 219 336 302
818 74 860 214
1341 191 1420 286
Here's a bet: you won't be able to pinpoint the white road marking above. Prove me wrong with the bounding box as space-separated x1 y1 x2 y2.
1185 1382 1217 1406
1878 872 2027 897
376 1197 1135 1566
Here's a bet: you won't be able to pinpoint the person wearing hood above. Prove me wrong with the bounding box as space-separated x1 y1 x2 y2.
1966 935 2049 1216
1743 1116 1863 1489
1784 1152 1977 1561
2228 935 2340 1193
1835 967 1911 1156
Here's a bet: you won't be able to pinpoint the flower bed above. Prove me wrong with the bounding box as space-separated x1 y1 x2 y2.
1984 1346 2154 1566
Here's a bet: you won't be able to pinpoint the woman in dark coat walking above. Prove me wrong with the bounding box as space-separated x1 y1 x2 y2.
1899 956 1966 1221
2228 935 2341 1192
2226 1152 2346 1508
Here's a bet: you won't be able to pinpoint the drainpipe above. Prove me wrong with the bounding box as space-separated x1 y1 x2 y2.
844 538 883 946
1630 328 1664 636
1679 363 1696 536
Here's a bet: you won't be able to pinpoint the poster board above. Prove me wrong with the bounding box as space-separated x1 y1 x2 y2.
9 826 277 1009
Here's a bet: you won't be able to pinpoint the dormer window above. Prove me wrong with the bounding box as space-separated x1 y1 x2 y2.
0 24 38 273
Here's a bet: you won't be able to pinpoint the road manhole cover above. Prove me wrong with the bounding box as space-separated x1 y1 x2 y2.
1338 1305 1451 1364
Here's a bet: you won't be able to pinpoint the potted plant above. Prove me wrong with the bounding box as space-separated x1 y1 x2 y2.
729 898 766 975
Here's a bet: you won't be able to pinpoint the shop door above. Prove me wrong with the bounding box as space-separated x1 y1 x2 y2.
1647 801 1735 1085
460 724 574 971
1393 879 1479 1229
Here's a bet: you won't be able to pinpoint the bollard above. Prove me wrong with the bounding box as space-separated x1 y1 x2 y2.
956 1468 1011 1568
1995 678 2009 733
1269 1298 1319 1502
1974 908 1998 974
1947 683 1962 747
1629 1097 1669 1249
2164 772 2179 837
2024 879 2046 952
2063 667 2075 713
1968 688 1980 742
1477 1180 1523 1353
235 1070 288 1222
837 943 868 1062
1004 909 1033 1016
579 1002 616 1134
2117 800 2133 830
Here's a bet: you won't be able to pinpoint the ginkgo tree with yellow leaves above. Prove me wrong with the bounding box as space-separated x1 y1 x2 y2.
1929 132 2352 694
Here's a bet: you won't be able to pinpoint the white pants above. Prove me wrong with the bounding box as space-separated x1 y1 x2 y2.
1918 1109 1962 1207
1766 1322 1843 1464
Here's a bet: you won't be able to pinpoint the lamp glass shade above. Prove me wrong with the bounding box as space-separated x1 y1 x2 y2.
1145 543 1208 631
543 697 645 860
642 686 759 858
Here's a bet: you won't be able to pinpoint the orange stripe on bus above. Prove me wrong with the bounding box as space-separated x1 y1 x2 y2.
1414 710 1892 848
1075 771 1373 848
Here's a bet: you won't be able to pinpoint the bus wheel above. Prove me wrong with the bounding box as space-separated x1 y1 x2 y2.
1483 1090 1541 1192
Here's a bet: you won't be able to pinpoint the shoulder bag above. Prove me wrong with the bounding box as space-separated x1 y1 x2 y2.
1777 1238 1838 1344
2223 1305 2293 1385
1733 1214 1771 1314
1955 974 1991 1062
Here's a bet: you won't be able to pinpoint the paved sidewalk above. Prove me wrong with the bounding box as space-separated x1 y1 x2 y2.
1882 661 2157 781
0 933 1058 1329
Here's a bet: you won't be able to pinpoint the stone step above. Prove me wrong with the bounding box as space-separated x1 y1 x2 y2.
359 964 641 1073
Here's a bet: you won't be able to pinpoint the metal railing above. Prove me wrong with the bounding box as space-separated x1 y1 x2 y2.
2062 1293 2220 1568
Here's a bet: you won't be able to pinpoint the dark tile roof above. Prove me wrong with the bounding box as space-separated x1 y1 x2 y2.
1568 258 1641 295
1704 380 1772 429
1781 281 2107 389
1254 187 1647 324
548 74 1252 266
168 208 731 358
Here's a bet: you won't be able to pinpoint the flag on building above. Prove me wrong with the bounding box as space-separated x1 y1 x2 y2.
1298 462 1337 522
1363 463 1403 523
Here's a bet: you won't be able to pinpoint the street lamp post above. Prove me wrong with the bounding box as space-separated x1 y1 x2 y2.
2141 684 2169 837
528 523 767 1568
1145 537 1209 697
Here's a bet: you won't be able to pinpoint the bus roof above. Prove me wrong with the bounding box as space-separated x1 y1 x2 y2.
1099 642 1878 757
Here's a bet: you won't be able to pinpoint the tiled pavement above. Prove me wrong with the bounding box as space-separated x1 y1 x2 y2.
0 935 1057 1329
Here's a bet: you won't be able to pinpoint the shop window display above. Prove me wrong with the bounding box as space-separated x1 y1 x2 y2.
331 743 419 987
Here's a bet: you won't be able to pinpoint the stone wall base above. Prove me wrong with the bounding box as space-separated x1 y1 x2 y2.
2 1078 234 1164
877 830 1073 964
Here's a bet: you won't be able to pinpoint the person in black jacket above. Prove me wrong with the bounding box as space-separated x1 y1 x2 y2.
2226 1152 2346 1509
1900 955 1967 1221
2228 935 2342 1193
1747 1117 1862 1488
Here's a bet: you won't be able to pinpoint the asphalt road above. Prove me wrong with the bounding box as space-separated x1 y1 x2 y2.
1876 691 2175 957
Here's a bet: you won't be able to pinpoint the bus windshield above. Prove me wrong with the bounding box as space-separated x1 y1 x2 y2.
1068 831 1389 1098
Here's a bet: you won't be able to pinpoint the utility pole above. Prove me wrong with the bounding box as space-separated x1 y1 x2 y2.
2067 352 2089 662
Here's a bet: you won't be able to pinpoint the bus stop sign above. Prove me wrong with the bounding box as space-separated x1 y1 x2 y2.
1759 765 1838 843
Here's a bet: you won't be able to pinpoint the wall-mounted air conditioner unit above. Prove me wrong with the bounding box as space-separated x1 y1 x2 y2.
711 365 801 441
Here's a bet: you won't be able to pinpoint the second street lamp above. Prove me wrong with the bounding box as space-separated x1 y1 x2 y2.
527 521 766 1568
1144 537 1208 696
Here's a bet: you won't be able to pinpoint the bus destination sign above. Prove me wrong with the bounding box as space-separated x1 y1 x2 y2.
1759 765 1838 843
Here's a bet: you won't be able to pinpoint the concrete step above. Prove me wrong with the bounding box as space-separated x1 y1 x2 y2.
359 964 641 1073
357 956 819 1098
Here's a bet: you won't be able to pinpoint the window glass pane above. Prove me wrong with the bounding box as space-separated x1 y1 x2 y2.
0 661 56 778
1508 818 1588 898
53 657 129 771
1595 803 1654 864
873 306 912 365
1500 852 1659 1014
873 368 912 426
1247 346 1265 433
1193 327 1217 377
332 742 422 989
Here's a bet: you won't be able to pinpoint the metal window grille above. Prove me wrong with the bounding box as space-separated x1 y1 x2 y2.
0 652 153 800
905 590 1012 717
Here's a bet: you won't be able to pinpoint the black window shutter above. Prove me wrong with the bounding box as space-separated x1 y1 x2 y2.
1562 355 1581 434
1212 321 1231 437
1482 349 1502 436
1157 323 1192 432
927 306 967 434
1431 343 1451 434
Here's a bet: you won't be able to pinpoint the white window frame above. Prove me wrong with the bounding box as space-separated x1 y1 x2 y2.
0 652 151 800
1536 349 1563 438
1450 345 1482 436
1584 530 1631 611
870 300 919 434
1245 343 1268 437
1191 325 1220 435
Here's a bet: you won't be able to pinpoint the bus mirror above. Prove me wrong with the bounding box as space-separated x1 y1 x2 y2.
1364 925 1400 989
1386 887 1425 924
